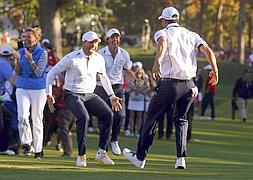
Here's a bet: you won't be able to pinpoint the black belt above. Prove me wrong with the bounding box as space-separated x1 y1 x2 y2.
160 78 190 82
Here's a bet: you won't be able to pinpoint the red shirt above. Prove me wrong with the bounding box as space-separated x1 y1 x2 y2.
47 49 57 66
205 75 216 93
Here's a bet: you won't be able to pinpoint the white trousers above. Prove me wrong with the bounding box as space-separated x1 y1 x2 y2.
16 88 47 153
237 97 248 120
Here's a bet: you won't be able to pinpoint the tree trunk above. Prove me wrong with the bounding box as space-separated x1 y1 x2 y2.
238 0 246 64
248 16 252 49
39 0 63 58
198 0 209 37
248 2 253 50
213 0 223 48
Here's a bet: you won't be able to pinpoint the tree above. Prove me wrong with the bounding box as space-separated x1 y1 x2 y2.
39 0 103 57
213 0 224 48
238 0 246 64
246 1 253 49
39 0 63 57
197 0 209 37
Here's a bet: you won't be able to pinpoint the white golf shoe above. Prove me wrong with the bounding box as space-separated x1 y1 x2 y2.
123 148 146 169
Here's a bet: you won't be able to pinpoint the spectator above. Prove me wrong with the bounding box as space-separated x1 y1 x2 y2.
247 51 253 66
0 44 18 155
141 19 151 51
124 61 144 136
194 68 203 115
41 38 61 152
232 69 253 122
127 68 146 137
15 27 48 159
157 104 173 140
200 65 217 120
41 39 58 73
51 74 75 157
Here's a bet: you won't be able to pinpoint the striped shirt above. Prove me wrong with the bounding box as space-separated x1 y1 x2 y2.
34 51 48 77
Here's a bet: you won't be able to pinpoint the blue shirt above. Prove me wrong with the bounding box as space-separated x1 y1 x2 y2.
0 58 15 95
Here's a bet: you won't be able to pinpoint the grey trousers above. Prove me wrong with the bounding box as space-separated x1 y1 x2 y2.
57 109 75 156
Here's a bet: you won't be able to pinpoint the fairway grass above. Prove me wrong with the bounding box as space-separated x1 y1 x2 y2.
0 119 252 180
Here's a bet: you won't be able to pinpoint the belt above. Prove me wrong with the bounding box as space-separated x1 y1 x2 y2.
160 78 190 82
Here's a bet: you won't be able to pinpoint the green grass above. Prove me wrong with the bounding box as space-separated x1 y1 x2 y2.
1 119 253 180
1 48 253 179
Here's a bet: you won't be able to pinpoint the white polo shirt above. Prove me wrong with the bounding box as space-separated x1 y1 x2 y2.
158 23 206 80
154 29 170 76
46 48 106 95
98 46 132 85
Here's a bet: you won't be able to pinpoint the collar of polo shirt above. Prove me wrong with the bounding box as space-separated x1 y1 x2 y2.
166 22 179 29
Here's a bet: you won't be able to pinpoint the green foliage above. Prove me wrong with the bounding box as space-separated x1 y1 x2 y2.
106 0 164 34
60 1 101 24
1 0 39 27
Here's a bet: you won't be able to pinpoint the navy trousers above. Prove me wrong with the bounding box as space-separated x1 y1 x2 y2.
0 105 12 151
201 92 215 119
63 90 113 155
94 85 125 142
136 78 195 160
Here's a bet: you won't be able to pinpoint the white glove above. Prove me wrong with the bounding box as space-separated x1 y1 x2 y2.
191 86 198 97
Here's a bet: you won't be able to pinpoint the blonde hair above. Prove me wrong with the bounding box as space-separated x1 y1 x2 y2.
25 27 42 41
136 68 145 79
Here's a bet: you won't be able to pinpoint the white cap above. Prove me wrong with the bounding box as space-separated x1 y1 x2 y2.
82 31 101 42
106 28 121 38
144 19 149 23
133 61 143 68
42 38 50 45
203 64 212 70
158 6 180 20
0 44 12 56
154 30 167 43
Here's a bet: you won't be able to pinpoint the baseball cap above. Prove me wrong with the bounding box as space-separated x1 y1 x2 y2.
158 6 180 20
106 28 121 38
203 64 212 70
42 38 50 45
133 61 143 68
82 31 101 42
0 44 12 56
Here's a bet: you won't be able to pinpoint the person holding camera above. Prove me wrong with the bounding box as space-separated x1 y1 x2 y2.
15 27 48 159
